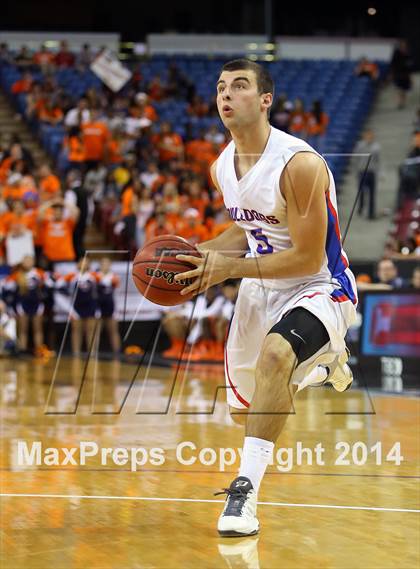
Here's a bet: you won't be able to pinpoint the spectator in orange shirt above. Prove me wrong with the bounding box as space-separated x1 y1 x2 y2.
120 178 151 218
154 122 184 164
11 72 33 94
0 143 25 184
64 127 86 171
108 128 125 165
38 164 61 202
134 92 158 122
306 100 329 154
145 209 176 241
33 44 55 72
37 198 79 266
185 131 213 163
38 97 64 125
186 179 209 218
0 199 36 239
2 173 25 202
18 162 37 195
289 98 307 139
177 208 209 246
25 83 47 121
354 56 379 80
82 108 110 169
161 182 181 226
120 183 134 218
186 131 218 176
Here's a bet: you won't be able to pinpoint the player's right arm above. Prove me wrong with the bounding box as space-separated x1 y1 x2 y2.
197 161 248 258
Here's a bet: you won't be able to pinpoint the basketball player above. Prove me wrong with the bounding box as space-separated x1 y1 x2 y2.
175 59 358 537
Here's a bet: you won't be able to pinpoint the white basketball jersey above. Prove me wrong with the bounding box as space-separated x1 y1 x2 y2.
215 126 357 304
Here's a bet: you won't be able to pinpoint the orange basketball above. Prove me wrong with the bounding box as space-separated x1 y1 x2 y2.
132 235 202 306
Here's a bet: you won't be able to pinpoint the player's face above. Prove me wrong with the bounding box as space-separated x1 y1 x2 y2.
216 70 267 129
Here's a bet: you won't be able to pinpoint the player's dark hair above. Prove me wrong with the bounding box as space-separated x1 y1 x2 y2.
221 59 274 97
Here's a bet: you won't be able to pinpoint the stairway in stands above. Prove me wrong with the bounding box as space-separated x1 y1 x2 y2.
0 91 49 164
0 91 112 259
337 73 420 261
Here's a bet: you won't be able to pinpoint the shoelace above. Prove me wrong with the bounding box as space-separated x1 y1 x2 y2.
214 487 249 516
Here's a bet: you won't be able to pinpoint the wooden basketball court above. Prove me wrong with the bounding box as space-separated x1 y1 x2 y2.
1 356 419 568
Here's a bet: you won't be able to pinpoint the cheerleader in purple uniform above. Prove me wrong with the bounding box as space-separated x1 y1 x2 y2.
62 258 99 357
95 257 121 355
3 255 48 356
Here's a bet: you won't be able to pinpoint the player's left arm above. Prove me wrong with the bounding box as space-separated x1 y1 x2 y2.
175 152 328 294
230 152 329 279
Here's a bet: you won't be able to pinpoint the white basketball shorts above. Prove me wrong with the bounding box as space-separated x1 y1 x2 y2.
224 278 357 409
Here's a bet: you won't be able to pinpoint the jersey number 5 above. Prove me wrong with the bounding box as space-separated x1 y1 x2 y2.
251 228 273 254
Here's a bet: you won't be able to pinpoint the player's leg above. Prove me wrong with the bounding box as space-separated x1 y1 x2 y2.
229 406 247 426
217 281 268 536
218 308 329 537
223 281 266 416
290 293 356 393
246 333 297 440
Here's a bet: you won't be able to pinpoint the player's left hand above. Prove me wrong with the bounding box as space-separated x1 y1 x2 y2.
175 250 232 296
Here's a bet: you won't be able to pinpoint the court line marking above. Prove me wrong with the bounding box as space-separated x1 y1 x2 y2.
1 493 419 513
1 467 418 479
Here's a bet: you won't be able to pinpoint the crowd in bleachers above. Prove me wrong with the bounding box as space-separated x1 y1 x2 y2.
355 259 420 291
0 41 245 359
384 108 420 259
0 40 410 361
352 106 419 293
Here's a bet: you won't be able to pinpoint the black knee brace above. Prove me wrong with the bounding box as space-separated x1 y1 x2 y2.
267 307 330 365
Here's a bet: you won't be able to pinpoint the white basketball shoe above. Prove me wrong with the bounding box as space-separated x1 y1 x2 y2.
216 476 259 537
322 349 353 392
298 348 353 392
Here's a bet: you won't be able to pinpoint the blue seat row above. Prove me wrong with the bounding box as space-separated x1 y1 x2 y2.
0 57 385 184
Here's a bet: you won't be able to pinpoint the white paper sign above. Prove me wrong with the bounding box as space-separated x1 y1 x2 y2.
6 231 35 266
90 49 132 92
